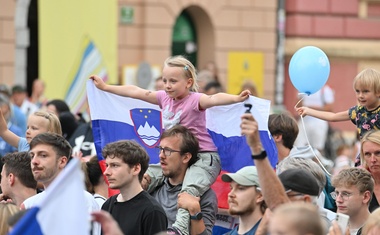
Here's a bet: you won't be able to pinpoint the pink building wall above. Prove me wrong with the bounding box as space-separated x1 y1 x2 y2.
284 0 380 133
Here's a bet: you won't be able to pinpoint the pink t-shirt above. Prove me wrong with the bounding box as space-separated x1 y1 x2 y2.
156 91 217 151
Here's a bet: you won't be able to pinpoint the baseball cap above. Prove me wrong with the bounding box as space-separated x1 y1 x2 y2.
221 166 260 187
278 168 320 196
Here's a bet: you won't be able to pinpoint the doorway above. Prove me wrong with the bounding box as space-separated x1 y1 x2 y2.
171 11 197 67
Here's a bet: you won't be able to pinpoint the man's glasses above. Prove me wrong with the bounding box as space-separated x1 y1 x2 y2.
330 191 353 201
156 146 181 157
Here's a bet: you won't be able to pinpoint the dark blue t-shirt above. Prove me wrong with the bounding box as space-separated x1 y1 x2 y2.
223 219 262 235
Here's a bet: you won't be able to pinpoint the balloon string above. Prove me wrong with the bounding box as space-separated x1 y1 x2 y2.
296 95 332 176
294 93 307 109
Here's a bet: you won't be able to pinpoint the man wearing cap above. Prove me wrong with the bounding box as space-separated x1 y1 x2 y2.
278 169 332 232
221 166 266 235
277 156 336 215
278 168 320 201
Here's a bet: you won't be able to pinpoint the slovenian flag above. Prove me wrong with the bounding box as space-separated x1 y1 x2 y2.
86 80 277 172
9 158 90 235
86 80 277 234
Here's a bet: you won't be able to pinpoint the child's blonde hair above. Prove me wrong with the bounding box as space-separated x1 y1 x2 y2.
0 203 19 235
353 68 380 94
164 55 199 92
33 111 62 135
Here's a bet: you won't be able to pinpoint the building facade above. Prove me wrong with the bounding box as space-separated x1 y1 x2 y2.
0 0 277 99
1 0 380 133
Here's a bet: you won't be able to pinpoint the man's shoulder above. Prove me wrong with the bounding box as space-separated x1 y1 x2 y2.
151 179 181 194
139 191 166 209
222 226 236 235
23 191 45 209
131 191 167 221
83 190 100 211
223 219 261 235
199 188 218 218
101 194 118 210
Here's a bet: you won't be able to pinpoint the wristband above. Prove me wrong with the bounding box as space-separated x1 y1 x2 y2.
251 150 267 160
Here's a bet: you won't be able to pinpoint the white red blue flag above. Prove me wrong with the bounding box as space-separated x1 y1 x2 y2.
86 80 277 172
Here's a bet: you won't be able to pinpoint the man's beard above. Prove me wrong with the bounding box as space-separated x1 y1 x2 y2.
228 205 254 216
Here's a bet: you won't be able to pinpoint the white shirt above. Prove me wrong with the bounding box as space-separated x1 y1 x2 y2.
23 190 101 235
20 99 39 117
301 85 334 124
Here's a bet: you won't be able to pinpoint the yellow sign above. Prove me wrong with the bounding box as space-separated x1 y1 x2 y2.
39 0 117 113
227 52 264 96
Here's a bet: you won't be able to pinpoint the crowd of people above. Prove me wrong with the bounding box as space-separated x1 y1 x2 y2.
0 56 380 235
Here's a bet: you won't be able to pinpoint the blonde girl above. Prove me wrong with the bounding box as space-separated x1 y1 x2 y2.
296 68 380 165
91 55 250 234
0 110 62 151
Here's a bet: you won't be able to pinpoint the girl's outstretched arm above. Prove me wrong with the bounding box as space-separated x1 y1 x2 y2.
89 75 159 105
295 107 349 122
199 89 251 109
0 109 20 148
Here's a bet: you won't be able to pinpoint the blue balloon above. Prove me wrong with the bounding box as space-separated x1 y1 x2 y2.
289 46 330 95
